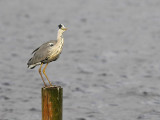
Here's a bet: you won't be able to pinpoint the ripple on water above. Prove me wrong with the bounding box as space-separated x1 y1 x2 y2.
80 18 87 23
2 82 10 86
76 118 86 120
3 108 13 112
98 73 107 77
0 95 10 100
72 87 85 93
29 107 40 112
54 81 66 87
11 53 18 57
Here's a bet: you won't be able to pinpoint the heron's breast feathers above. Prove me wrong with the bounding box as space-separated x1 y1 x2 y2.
48 40 64 61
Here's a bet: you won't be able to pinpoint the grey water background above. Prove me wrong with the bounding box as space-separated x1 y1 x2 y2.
0 0 160 120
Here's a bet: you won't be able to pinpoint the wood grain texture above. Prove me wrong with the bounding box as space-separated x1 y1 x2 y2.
42 86 63 120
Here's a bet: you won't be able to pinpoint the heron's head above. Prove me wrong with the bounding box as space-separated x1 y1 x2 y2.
58 24 67 32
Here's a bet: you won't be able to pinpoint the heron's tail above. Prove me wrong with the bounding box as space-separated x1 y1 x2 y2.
27 58 40 69
27 58 36 69
28 63 41 69
28 64 36 69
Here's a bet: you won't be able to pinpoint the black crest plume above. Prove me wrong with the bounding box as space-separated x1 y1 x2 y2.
58 24 62 29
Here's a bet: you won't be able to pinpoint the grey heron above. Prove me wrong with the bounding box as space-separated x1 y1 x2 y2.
27 24 67 87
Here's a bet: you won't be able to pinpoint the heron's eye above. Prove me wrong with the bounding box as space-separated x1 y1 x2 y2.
49 43 54 46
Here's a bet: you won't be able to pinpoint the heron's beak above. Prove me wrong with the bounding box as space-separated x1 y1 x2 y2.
62 27 67 31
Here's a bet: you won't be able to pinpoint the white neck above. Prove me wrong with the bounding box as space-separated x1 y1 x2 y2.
57 29 64 43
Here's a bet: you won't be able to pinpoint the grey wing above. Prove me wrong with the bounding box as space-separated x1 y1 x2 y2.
31 40 57 54
31 47 40 54
28 40 57 65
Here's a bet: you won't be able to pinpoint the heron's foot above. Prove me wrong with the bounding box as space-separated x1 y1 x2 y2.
52 85 59 88
48 82 53 86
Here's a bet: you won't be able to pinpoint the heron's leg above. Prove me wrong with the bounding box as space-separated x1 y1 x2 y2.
43 63 53 86
39 63 47 87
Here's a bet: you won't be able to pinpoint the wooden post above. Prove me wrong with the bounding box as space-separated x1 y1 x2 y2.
42 86 63 120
